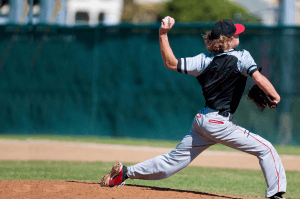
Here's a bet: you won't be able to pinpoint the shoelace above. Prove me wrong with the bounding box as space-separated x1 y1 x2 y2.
116 181 125 188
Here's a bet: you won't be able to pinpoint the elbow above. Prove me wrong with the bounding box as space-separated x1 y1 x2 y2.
165 62 175 70
165 64 171 69
251 70 264 85
164 61 171 69
164 59 178 70
165 64 176 71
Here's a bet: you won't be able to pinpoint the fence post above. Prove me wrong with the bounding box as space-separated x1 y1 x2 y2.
277 0 295 145
9 0 29 24
91 28 101 134
39 0 66 25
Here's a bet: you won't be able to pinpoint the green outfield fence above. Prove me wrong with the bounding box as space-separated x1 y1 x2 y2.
0 23 300 145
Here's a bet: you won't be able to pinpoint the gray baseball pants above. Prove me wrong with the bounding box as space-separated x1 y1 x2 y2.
127 107 287 198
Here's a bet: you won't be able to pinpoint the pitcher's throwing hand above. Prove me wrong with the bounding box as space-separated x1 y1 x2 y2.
160 16 175 34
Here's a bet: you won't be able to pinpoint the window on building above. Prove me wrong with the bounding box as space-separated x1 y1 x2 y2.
0 0 9 6
75 12 89 25
0 0 10 16
99 12 105 23
31 0 41 16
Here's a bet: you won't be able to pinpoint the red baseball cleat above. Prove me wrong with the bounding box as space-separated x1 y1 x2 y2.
100 162 128 187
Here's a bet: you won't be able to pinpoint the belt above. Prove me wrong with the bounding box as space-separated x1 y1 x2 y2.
205 106 233 119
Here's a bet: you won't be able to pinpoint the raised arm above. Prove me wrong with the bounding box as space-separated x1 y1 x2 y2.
159 16 178 71
251 70 280 104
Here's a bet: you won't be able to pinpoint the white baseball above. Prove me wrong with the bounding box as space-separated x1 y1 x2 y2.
163 17 169 25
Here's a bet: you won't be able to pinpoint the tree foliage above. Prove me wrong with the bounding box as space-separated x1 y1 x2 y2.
121 0 165 23
159 0 260 23
121 0 139 22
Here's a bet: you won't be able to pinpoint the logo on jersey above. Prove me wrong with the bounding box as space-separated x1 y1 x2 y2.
208 119 224 124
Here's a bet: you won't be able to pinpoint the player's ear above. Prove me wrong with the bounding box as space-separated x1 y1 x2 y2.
227 40 233 49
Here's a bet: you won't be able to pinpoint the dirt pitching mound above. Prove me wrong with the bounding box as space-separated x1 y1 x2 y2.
0 181 257 199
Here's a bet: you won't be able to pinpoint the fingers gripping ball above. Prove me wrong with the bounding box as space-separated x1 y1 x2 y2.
163 17 168 24
161 16 175 29
163 16 170 25
246 85 278 112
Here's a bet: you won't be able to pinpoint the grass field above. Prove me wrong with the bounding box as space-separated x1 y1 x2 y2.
1 134 300 156
0 160 299 198
0 135 299 198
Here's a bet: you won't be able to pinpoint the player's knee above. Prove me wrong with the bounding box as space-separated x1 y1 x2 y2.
259 141 275 157
157 171 171 179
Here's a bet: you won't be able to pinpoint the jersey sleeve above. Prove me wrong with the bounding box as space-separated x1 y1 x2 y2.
237 50 258 77
177 53 211 77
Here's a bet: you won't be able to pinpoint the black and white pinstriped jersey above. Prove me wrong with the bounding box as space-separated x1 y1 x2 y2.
177 49 258 114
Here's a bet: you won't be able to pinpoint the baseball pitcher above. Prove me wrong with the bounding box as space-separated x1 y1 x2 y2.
101 17 287 199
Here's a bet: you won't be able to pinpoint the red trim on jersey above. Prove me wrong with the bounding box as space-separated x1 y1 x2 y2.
196 113 201 118
209 119 224 124
231 122 280 192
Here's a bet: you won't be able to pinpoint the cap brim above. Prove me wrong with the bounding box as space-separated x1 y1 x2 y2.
234 24 245 35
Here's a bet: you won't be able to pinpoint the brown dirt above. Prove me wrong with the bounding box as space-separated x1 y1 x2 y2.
0 181 255 199
1 139 299 198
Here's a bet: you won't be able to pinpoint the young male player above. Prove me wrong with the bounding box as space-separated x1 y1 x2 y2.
100 17 287 199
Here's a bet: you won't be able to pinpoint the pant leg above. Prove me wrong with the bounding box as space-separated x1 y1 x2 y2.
197 112 287 198
127 115 217 180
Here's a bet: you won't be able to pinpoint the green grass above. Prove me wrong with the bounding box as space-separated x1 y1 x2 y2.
0 161 299 198
1 134 300 156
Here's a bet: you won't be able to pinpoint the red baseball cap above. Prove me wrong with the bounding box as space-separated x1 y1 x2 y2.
211 19 245 40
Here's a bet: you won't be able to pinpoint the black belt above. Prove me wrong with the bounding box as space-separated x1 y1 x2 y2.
218 110 231 117
205 106 232 119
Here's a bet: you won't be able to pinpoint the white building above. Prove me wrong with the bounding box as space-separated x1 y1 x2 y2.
0 0 299 26
229 0 279 26
66 0 124 26
0 0 124 26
